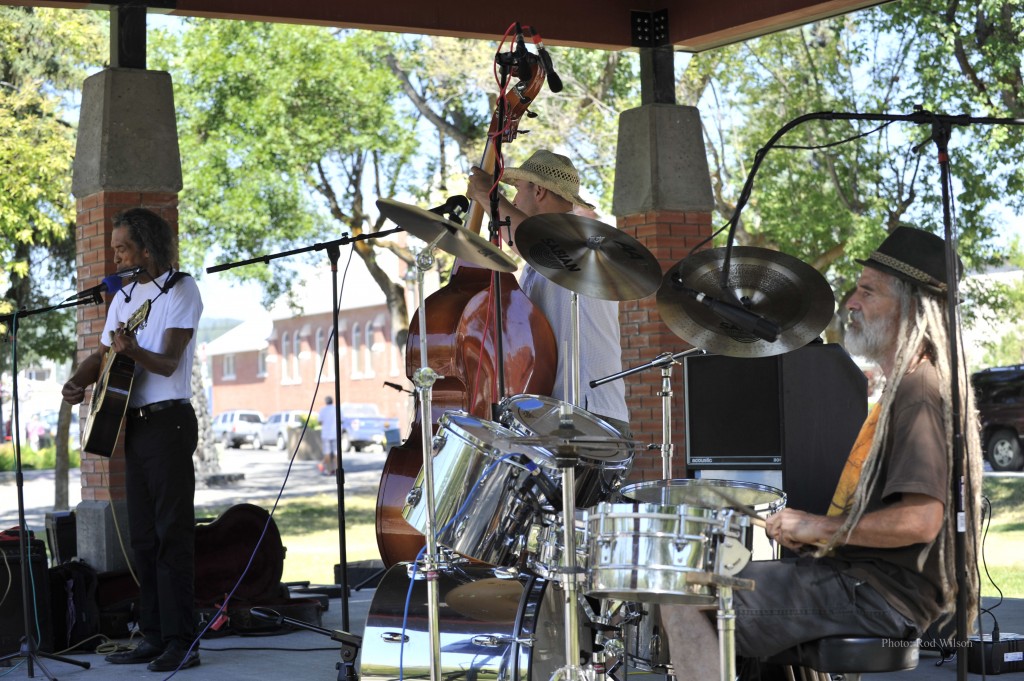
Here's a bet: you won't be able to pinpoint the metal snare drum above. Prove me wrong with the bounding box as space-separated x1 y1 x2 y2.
401 411 545 566
618 478 787 515
361 563 592 681
584 500 751 606
499 394 633 508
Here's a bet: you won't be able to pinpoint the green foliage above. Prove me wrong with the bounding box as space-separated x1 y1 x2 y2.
0 7 106 369
682 3 1020 313
0 442 81 472
151 21 419 307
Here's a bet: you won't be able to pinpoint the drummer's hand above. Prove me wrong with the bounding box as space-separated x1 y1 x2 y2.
765 508 831 552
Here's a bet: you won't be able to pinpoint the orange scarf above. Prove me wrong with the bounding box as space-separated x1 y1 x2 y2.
827 403 882 517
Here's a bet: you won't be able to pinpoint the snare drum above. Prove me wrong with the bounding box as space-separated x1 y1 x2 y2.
361 563 592 681
401 411 546 566
618 478 787 515
585 500 748 606
499 394 633 507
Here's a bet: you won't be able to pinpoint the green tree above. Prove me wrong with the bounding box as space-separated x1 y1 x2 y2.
0 7 106 508
152 20 419 333
677 2 1021 336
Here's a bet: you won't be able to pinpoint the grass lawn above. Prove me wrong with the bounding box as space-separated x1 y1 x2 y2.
212 476 1024 597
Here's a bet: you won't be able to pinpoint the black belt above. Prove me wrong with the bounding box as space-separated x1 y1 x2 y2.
128 398 191 419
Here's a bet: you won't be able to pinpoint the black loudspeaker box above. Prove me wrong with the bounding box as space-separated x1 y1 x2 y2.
0 536 53 655
684 343 868 515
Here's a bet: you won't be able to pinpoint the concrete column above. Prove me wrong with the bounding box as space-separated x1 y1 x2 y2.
71 67 182 571
613 104 714 483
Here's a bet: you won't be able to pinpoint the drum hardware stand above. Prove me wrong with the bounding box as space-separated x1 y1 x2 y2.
591 347 706 478
410 240 448 681
250 607 360 681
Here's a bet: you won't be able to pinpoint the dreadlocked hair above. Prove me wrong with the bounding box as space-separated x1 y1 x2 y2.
816 278 984 630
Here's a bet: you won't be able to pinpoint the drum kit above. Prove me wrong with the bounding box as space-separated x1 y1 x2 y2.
368 197 835 681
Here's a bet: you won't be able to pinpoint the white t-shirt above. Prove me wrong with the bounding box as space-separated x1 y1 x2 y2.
319 403 338 440
102 271 203 408
520 265 628 423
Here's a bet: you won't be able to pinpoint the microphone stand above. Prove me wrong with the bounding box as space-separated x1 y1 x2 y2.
1 299 96 679
726 108 1024 681
207 226 402 634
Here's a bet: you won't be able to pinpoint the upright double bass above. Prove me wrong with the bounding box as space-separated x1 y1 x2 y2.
376 39 558 566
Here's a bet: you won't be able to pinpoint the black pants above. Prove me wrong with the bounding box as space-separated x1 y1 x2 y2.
124 403 199 647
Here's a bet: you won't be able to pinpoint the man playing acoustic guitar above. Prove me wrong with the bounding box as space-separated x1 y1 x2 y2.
62 207 204 672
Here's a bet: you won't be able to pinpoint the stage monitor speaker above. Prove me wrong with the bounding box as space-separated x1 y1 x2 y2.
684 343 867 515
0 536 53 655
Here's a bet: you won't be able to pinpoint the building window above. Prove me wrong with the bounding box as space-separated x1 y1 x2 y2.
363 322 376 378
223 354 236 380
256 348 267 378
351 323 362 378
280 332 290 383
291 331 301 382
315 327 334 381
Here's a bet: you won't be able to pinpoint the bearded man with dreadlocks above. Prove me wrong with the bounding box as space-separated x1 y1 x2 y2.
663 226 983 680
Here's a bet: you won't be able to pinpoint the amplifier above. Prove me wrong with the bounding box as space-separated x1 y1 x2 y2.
968 634 1024 675
0 537 53 655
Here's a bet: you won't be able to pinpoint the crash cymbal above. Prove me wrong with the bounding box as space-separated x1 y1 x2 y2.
657 246 835 358
376 198 516 272
515 214 662 301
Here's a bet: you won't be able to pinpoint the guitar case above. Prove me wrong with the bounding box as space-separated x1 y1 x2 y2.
94 503 317 637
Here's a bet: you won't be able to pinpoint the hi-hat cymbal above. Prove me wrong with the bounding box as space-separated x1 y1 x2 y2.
657 246 835 358
515 214 662 301
376 198 516 272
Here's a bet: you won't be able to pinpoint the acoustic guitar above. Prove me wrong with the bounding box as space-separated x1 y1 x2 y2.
82 300 151 457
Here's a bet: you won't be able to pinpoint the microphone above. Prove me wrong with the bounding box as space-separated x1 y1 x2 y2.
68 267 142 302
428 195 470 225
677 281 781 343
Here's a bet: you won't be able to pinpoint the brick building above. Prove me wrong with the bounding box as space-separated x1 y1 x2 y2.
202 256 416 431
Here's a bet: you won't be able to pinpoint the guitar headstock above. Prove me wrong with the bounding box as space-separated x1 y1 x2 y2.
125 299 152 334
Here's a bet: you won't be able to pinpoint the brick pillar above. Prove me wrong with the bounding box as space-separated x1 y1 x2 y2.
72 68 182 571
612 104 714 484
618 211 712 482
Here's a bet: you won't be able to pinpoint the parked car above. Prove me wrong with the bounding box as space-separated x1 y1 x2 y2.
339 403 397 452
260 410 307 450
212 409 265 449
972 364 1024 471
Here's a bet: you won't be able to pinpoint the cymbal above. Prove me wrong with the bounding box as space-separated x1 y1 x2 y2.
376 198 516 272
515 214 662 301
657 246 835 358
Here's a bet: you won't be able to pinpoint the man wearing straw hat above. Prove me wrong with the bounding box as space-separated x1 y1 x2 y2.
664 226 982 678
467 150 629 431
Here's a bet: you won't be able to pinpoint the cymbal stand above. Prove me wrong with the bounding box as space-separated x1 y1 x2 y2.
553 358 584 681
410 240 447 681
569 292 580 406
590 347 706 478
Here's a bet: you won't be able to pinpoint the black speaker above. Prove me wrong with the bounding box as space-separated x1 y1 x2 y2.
684 343 867 515
0 536 53 655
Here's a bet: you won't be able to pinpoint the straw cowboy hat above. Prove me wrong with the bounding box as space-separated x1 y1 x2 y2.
501 150 595 209
857 226 960 295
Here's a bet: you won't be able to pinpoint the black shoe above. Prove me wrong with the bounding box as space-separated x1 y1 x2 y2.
147 643 201 672
105 640 164 664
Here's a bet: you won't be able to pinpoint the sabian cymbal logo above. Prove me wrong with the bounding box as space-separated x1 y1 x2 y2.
530 238 581 272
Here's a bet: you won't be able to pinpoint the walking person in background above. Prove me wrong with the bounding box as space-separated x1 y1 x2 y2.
318 395 339 476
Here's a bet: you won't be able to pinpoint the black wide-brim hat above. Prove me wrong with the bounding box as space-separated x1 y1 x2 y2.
856 226 959 296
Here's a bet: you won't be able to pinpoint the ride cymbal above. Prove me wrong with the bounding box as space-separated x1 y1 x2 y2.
515 214 662 301
657 246 835 358
376 198 516 272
